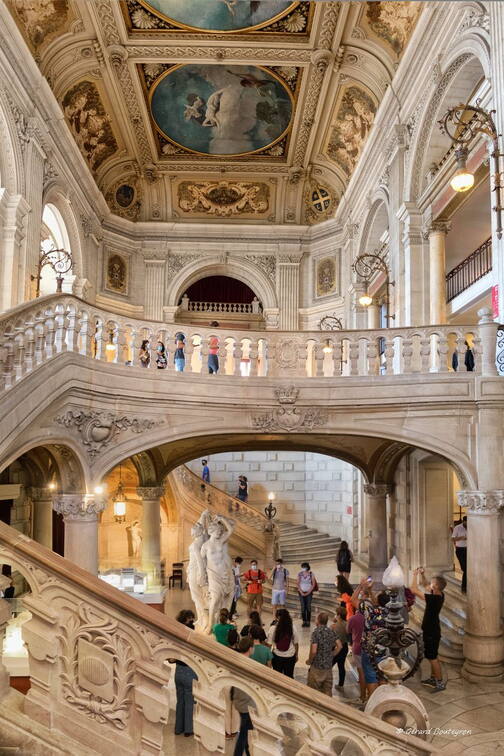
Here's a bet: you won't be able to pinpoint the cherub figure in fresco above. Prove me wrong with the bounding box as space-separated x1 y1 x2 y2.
184 94 206 123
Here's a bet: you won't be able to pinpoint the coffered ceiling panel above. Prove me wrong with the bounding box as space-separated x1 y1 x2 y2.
5 0 424 225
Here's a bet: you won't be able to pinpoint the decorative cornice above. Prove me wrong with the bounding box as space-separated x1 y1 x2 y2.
363 483 393 497
53 494 107 521
127 46 312 62
457 490 504 515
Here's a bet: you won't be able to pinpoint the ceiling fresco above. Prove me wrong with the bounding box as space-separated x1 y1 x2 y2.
5 0 424 225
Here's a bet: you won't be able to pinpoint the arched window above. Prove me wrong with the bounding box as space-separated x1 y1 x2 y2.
39 204 74 296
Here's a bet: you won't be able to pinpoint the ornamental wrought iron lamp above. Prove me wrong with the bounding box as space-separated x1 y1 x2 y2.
264 492 277 520
112 464 127 523
438 100 503 238
352 251 395 326
31 247 73 297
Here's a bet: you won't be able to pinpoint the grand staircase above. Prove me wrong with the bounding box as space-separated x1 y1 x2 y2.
278 521 342 563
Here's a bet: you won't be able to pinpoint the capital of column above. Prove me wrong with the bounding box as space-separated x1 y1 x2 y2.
427 220 451 237
53 493 107 521
28 486 53 501
457 490 504 515
136 486 164 501
364 483 393 497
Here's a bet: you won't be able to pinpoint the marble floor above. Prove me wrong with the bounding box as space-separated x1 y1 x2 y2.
160 571 504 755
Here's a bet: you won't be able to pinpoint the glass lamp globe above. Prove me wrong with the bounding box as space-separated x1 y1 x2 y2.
114 499 126 518
268 492 275 502
359 293 373 307
450 168 475 193
322 339 333 354
382 556 405 589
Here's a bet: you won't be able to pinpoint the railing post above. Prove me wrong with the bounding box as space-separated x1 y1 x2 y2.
348 337 359 375
478 307 499 376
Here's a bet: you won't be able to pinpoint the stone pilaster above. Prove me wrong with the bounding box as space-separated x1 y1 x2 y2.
29 487 53 549
489 4 504 321
137 486 164 587
53 493 107 575
396 203 425 326
363 483 392 570
0 194 29 311
144 259 166 321
22 138 46 302
458 490 504 681
427 221 451 325
0 599 10 701
277 250 302 330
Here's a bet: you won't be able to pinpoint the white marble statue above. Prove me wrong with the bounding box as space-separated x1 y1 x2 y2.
187 509 235 634
127 520 142 558
187 510 210 631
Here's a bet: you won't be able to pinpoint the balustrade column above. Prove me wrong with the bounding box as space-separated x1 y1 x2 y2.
278 252 302 330
363 483 391 570
137 487 164 587
428 221 450 324
29 487 53 549
458 490 504 681
52 494 106 575
144 259 166 321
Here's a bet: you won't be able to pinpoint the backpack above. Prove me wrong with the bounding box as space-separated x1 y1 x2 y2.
275 632 292 652
311 572 319 592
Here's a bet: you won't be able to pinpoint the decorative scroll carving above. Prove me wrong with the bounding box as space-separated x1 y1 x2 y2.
178 180 269 217
166 253 202 280
54 410 163 458
53 494 107 521
244 255 276 283
251 407 327 433
59 604 134 729
457 490 504 515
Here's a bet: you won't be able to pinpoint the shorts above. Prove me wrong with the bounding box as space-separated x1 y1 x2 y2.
350 653 362 670
423 633 441 660
361 650 380 684
272 589 286 605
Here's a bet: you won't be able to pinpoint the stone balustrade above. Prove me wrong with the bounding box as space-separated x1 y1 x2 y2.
0 293 501 393
0 520 435 755
181 298 261 314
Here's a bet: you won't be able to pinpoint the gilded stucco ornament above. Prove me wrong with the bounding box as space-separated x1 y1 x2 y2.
178 180 269 217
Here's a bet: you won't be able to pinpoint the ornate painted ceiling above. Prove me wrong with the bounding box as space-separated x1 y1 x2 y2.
6 0 422 224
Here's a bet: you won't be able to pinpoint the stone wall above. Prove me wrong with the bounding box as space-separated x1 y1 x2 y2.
187 451 355 541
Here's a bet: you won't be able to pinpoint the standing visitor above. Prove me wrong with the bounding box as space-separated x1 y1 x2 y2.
410 568 446 692
335 575 355 619
201 459 210 483
240 610 262 637
208 322 220 374
242 560 266 613
173 610 198 737
249 625 273 667
231 638 256 756
230 556 243 619
347 604 366 703
336 541 353 579
306 613 339 696
212 609 235 647
139 339 150 368
452 515 467 593
237 475 248 502
267 609 298 678
331 606 349 689
174 332 186 372
464 341 475 371
270 558 289 613
155 341 167 369
297 562 317 627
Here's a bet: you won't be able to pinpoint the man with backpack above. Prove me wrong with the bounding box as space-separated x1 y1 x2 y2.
269 558 289 614
242 559 266 613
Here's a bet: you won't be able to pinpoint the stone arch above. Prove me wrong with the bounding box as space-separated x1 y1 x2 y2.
406 50 488 201
42 185 84 283
0 89 25 195
167 258 278 311
0 438 89 492
357 194 389 256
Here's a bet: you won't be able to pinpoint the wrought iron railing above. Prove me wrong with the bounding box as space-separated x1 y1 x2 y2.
446 237 492 302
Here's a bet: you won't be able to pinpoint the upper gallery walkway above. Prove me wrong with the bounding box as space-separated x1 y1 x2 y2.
0 293 503 487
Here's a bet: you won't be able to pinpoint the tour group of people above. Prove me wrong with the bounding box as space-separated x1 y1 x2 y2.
172 541 447 754
139 322 221 374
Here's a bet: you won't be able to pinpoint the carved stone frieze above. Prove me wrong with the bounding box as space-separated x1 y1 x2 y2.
136 487 164 501
459 10 489 33
54 410 163 459
166 253 202 280
274 385 299 404
58 603 134 728
251 406 327 433
178 180 269 217
363 483 393 498
128 47 312 62
457 490 504 515
244 255 276 283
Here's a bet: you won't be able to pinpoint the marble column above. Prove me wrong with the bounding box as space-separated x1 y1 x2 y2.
428 221 450 325
52 494 106 575
363 483 391 570
278 252 302 330
458 490 504 681
137 486 163 587
144 259 166 321
29 487 53 549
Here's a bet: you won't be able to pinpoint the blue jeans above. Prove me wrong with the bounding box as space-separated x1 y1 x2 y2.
175 358 185 372
299 593 313 624
233 712 252 756
208 354 219 374
175 664 197 735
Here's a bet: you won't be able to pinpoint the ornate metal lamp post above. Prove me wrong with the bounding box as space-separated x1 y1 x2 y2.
352 252 395 326
438 100 503 238
264 492 277 521
31 247 73 297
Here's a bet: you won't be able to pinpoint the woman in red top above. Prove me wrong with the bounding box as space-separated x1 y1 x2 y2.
336 575 355 618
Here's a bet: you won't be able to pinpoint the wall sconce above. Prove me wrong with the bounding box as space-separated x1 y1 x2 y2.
352 252 395 326
450 147 475 193
322 339 333 354
112 464 127 523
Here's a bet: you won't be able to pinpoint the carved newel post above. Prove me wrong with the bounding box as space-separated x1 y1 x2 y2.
137 487 164 588
53 494 107 575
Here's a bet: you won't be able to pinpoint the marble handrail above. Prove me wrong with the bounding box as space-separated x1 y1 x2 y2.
0 520 435 755
0 293 497 393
